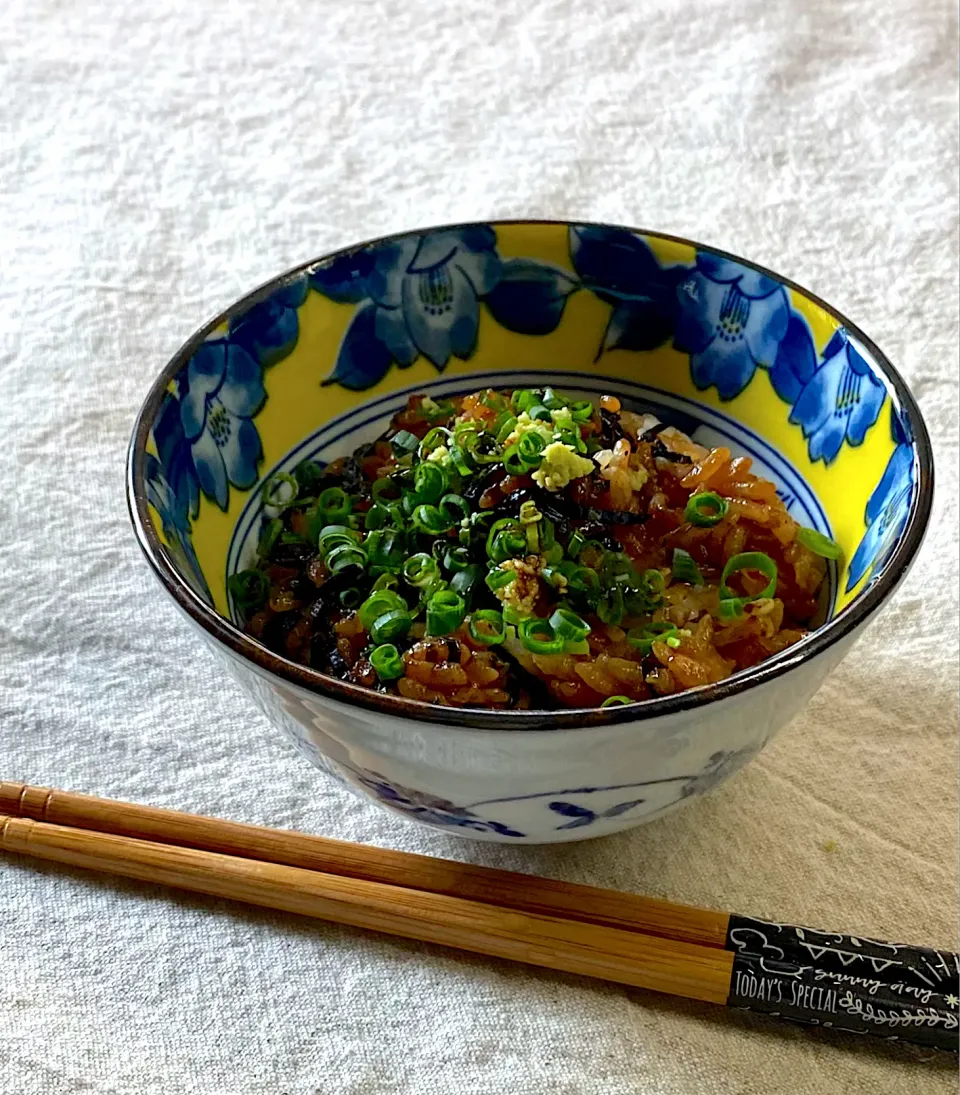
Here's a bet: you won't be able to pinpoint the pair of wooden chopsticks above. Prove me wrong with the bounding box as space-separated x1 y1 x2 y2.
1 781 956 1052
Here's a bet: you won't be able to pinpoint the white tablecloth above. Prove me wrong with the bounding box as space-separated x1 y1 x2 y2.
1 1 957 1091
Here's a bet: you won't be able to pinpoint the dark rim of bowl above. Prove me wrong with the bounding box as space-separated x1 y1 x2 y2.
127 219 934 731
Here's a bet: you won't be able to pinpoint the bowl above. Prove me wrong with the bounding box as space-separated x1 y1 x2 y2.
127 221 932 843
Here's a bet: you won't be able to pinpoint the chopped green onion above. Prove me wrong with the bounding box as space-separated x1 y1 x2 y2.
425 589 466 636
671 548 704 586
570 400 594 423
369 609 413 644
640 568 667 600
364 502 392 531
419 426 452 458
324 543 366 574
228 569 269 615
665 635 682 648
549 608 590 641
485 566 517 592
421 396 455 422
502 444 527 477
339 587 364 609
300 506 326 544
447 441 474 477
468 609 506 645
318 486 352 522
370 643 405 681
600 695 634 707
441 545 471 572
412 504 452 535
460 510 490 545
293 460 326 493
512 389 538 413
597 586 624 626
720 551 778 605
481 390 509 411
566 531 585 558
577 540 606 566
517 431 546 467
372 477 397 500
390 430 419 456
540 566 563 588
317 525 360 554
413 461 448 502
359 590 408 630
372 572 399 592
527 403 552 422
262 472 299 510
403 553 440 588
439 493 470 525
496 415 518 443
257 518 283 559
517 616 565 655
542 541 563 568
486 518 526 563
364 528 406 571
627 621 679 655
450 564 483 604
797 527 843 560
567 565 600 601
684 491 729 527
462 432 503 465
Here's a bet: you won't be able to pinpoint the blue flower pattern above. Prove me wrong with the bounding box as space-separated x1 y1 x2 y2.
548 798 646 831
789 329 886 464
674 254 790 401
342 744 772 837
228 276 308 367
353 773 526 838
146 280 307 583
144 452 211 603
146 223 909 623
846 409 914 592
179 339 266 511
569 225 684 358
320 228 508 390
680 744 764 799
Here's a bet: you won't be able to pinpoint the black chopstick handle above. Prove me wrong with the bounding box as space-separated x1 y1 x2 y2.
728 949 959 1052
727 915 960 995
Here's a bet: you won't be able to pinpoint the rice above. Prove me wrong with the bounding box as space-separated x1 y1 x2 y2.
233 388 832 711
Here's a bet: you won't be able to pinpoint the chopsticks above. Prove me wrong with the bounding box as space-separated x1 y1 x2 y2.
2 782 957 1052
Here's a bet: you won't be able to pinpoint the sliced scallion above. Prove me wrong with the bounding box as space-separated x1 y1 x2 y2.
548 608 590 642
370 643 405 681
369 608 413 644
797 527 843 560
403 553 440 588
262 472 299 510
517 616 564 655
684 491 729 527
318 486 352 522
720 551 778 604
468 610 506 645
425 589 466 636
671 548 704 586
